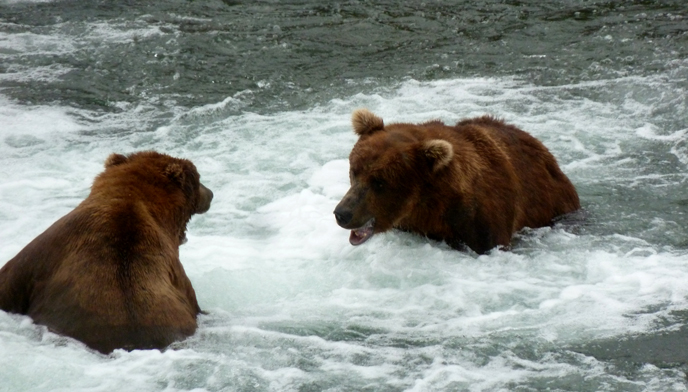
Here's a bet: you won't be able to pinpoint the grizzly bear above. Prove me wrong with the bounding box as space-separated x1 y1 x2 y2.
333 109 580 254
0 151 213 354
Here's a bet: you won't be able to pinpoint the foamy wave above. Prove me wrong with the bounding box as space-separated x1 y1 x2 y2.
1 72 687 390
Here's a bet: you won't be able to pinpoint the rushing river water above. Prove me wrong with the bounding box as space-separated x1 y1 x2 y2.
1 1 688 391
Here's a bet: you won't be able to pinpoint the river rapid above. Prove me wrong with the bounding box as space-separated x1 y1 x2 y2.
1 1 687 391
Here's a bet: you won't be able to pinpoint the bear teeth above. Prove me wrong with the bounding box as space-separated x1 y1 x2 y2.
349 218 375 246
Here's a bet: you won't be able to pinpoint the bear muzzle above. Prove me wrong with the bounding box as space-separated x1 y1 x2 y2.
333 205 375 246
196 183 213 214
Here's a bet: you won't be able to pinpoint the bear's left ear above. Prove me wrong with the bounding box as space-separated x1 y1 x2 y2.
164 162 186 184
352 108 384 136
423 140 453 172
104 153 128 168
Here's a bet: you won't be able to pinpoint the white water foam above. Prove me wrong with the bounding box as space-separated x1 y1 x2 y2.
1 75 688 390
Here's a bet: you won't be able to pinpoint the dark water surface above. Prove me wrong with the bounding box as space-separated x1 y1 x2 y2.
2 0 686 113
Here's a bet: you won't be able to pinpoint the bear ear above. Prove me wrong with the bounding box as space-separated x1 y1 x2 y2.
164 162 186 184
423 140 454 172
104 153 128 168
352 108 384 136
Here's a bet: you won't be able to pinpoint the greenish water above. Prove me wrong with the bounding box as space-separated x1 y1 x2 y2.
2 1 686 114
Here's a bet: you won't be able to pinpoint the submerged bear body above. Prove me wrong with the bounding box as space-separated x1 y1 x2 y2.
0 151 213 353
334 109 580 254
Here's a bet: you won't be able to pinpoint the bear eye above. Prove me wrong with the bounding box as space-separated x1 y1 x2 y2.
370 177 385 191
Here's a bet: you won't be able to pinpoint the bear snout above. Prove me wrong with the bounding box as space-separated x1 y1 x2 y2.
196 183 213 214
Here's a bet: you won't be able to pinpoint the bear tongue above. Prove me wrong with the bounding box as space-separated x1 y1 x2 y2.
349 218 375 246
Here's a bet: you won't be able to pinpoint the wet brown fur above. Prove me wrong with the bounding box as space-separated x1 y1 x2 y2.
335 109 580 254
0 151 213 353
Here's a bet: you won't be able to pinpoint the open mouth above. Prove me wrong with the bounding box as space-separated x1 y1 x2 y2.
349 218 375 246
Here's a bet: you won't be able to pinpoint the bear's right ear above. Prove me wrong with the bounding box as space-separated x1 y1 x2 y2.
165 162 197 198
423 140 454 172
352 108 384 136
104 153 128 168
164 163 186 184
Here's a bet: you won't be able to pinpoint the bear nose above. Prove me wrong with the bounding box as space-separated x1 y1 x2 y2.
333 207 353 227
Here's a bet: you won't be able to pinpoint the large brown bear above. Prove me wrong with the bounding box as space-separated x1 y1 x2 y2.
0 151 213 354
333 109 580 254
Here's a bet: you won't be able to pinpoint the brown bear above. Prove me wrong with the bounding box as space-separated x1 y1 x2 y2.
0 151 213 354
333 109 580 254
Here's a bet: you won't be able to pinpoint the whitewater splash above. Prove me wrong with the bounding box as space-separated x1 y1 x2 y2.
1 76 688 390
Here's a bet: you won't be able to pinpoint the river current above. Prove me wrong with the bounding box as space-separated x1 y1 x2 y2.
1 1 687 391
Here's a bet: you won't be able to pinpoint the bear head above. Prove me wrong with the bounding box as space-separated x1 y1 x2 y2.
333 109 454 246
97 151 213 243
